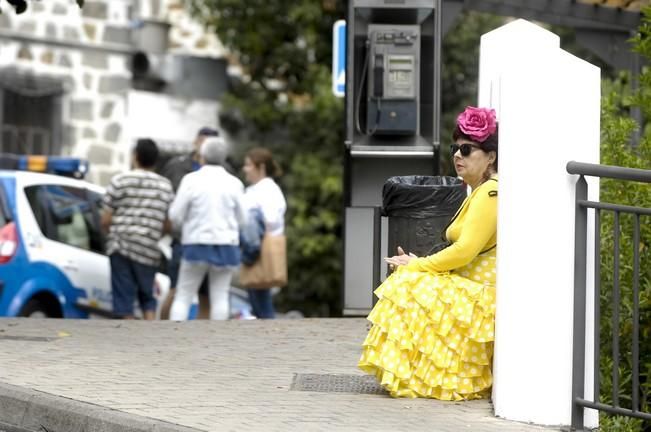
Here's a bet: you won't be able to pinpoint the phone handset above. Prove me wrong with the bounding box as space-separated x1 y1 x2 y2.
354 36 380 135
372 54 384 98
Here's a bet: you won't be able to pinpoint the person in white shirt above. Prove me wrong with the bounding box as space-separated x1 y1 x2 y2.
242 147 287 319
168 137 246 320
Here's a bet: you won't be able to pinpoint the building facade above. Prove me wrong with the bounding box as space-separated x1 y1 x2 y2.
0 0 229 185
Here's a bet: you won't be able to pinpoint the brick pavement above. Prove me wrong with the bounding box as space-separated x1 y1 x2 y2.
0 318 560 432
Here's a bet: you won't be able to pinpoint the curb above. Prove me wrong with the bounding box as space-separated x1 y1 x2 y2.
0 382 201 432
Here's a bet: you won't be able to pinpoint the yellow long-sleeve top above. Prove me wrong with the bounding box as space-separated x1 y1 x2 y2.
405 177 497 273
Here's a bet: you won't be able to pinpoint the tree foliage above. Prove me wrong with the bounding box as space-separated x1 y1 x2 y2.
185 1 649 332
597 7 651 430
185 2 512 315
186 0 346 316
439 12 504 174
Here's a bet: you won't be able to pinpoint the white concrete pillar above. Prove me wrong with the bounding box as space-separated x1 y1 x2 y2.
478 19 600 427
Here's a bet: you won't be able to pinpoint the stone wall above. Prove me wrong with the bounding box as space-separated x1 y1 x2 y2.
0 0 225 186
148 0 226 57
0 0 133 185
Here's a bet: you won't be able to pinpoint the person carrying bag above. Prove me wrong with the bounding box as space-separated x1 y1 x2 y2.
239 148 287 318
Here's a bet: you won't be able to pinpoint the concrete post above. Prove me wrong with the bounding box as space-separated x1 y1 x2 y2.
478 19 600 428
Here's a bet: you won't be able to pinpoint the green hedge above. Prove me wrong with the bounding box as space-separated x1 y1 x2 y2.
597 9 651 430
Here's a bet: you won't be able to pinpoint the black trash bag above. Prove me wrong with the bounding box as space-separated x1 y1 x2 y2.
382 175 467 218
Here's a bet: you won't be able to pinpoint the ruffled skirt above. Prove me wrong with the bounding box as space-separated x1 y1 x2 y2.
358 250 496 401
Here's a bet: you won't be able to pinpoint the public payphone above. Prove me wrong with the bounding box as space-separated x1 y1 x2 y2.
364 24 420 136
343 0 441 316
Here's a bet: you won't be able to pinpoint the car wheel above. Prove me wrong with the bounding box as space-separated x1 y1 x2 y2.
19 299 55 318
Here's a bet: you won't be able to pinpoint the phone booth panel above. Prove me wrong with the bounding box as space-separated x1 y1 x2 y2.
342 0 441 316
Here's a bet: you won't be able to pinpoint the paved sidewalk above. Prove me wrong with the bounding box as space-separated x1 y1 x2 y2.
0 318 559 432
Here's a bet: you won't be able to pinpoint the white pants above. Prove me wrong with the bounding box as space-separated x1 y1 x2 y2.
170 260 233 321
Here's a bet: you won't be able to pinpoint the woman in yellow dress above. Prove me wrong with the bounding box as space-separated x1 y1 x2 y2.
359 106 499 401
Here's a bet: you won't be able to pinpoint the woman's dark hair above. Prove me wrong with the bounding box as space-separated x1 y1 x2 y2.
135 138 159 168
452 123 499 171
246 147 283 178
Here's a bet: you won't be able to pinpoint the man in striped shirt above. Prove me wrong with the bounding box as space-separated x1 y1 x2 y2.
102 138 174 319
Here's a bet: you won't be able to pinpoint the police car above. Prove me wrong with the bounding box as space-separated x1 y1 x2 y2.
0 155 170 318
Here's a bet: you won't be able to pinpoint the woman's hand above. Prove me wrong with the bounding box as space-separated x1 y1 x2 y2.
384 246 417 268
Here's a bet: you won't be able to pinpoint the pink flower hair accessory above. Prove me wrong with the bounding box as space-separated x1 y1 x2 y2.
456 106 497 143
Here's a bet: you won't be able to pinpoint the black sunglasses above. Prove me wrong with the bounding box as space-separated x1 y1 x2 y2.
450 143 482 157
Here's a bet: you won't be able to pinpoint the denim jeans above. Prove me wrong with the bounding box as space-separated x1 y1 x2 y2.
247 289 275 319
110 253 157 318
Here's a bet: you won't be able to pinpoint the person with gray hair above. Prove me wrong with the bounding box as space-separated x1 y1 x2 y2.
158 126 222 320
199 136 229 165
168 137 247 320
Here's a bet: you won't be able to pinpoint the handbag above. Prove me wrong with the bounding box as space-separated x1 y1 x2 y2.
239 234 287 289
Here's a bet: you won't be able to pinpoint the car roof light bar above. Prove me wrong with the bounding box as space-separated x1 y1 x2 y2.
0 154 89 179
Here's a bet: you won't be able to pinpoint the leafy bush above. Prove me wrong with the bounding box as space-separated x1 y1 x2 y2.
597 8 651 430
187 0 346 316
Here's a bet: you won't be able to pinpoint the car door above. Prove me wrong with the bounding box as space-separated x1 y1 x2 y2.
24 184 112 314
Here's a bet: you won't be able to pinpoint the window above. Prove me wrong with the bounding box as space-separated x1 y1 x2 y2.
0 69 64 155
85 190 105 253
25 185 105 254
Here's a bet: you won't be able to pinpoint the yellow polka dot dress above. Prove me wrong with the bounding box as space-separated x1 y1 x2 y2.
359 178 498 401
